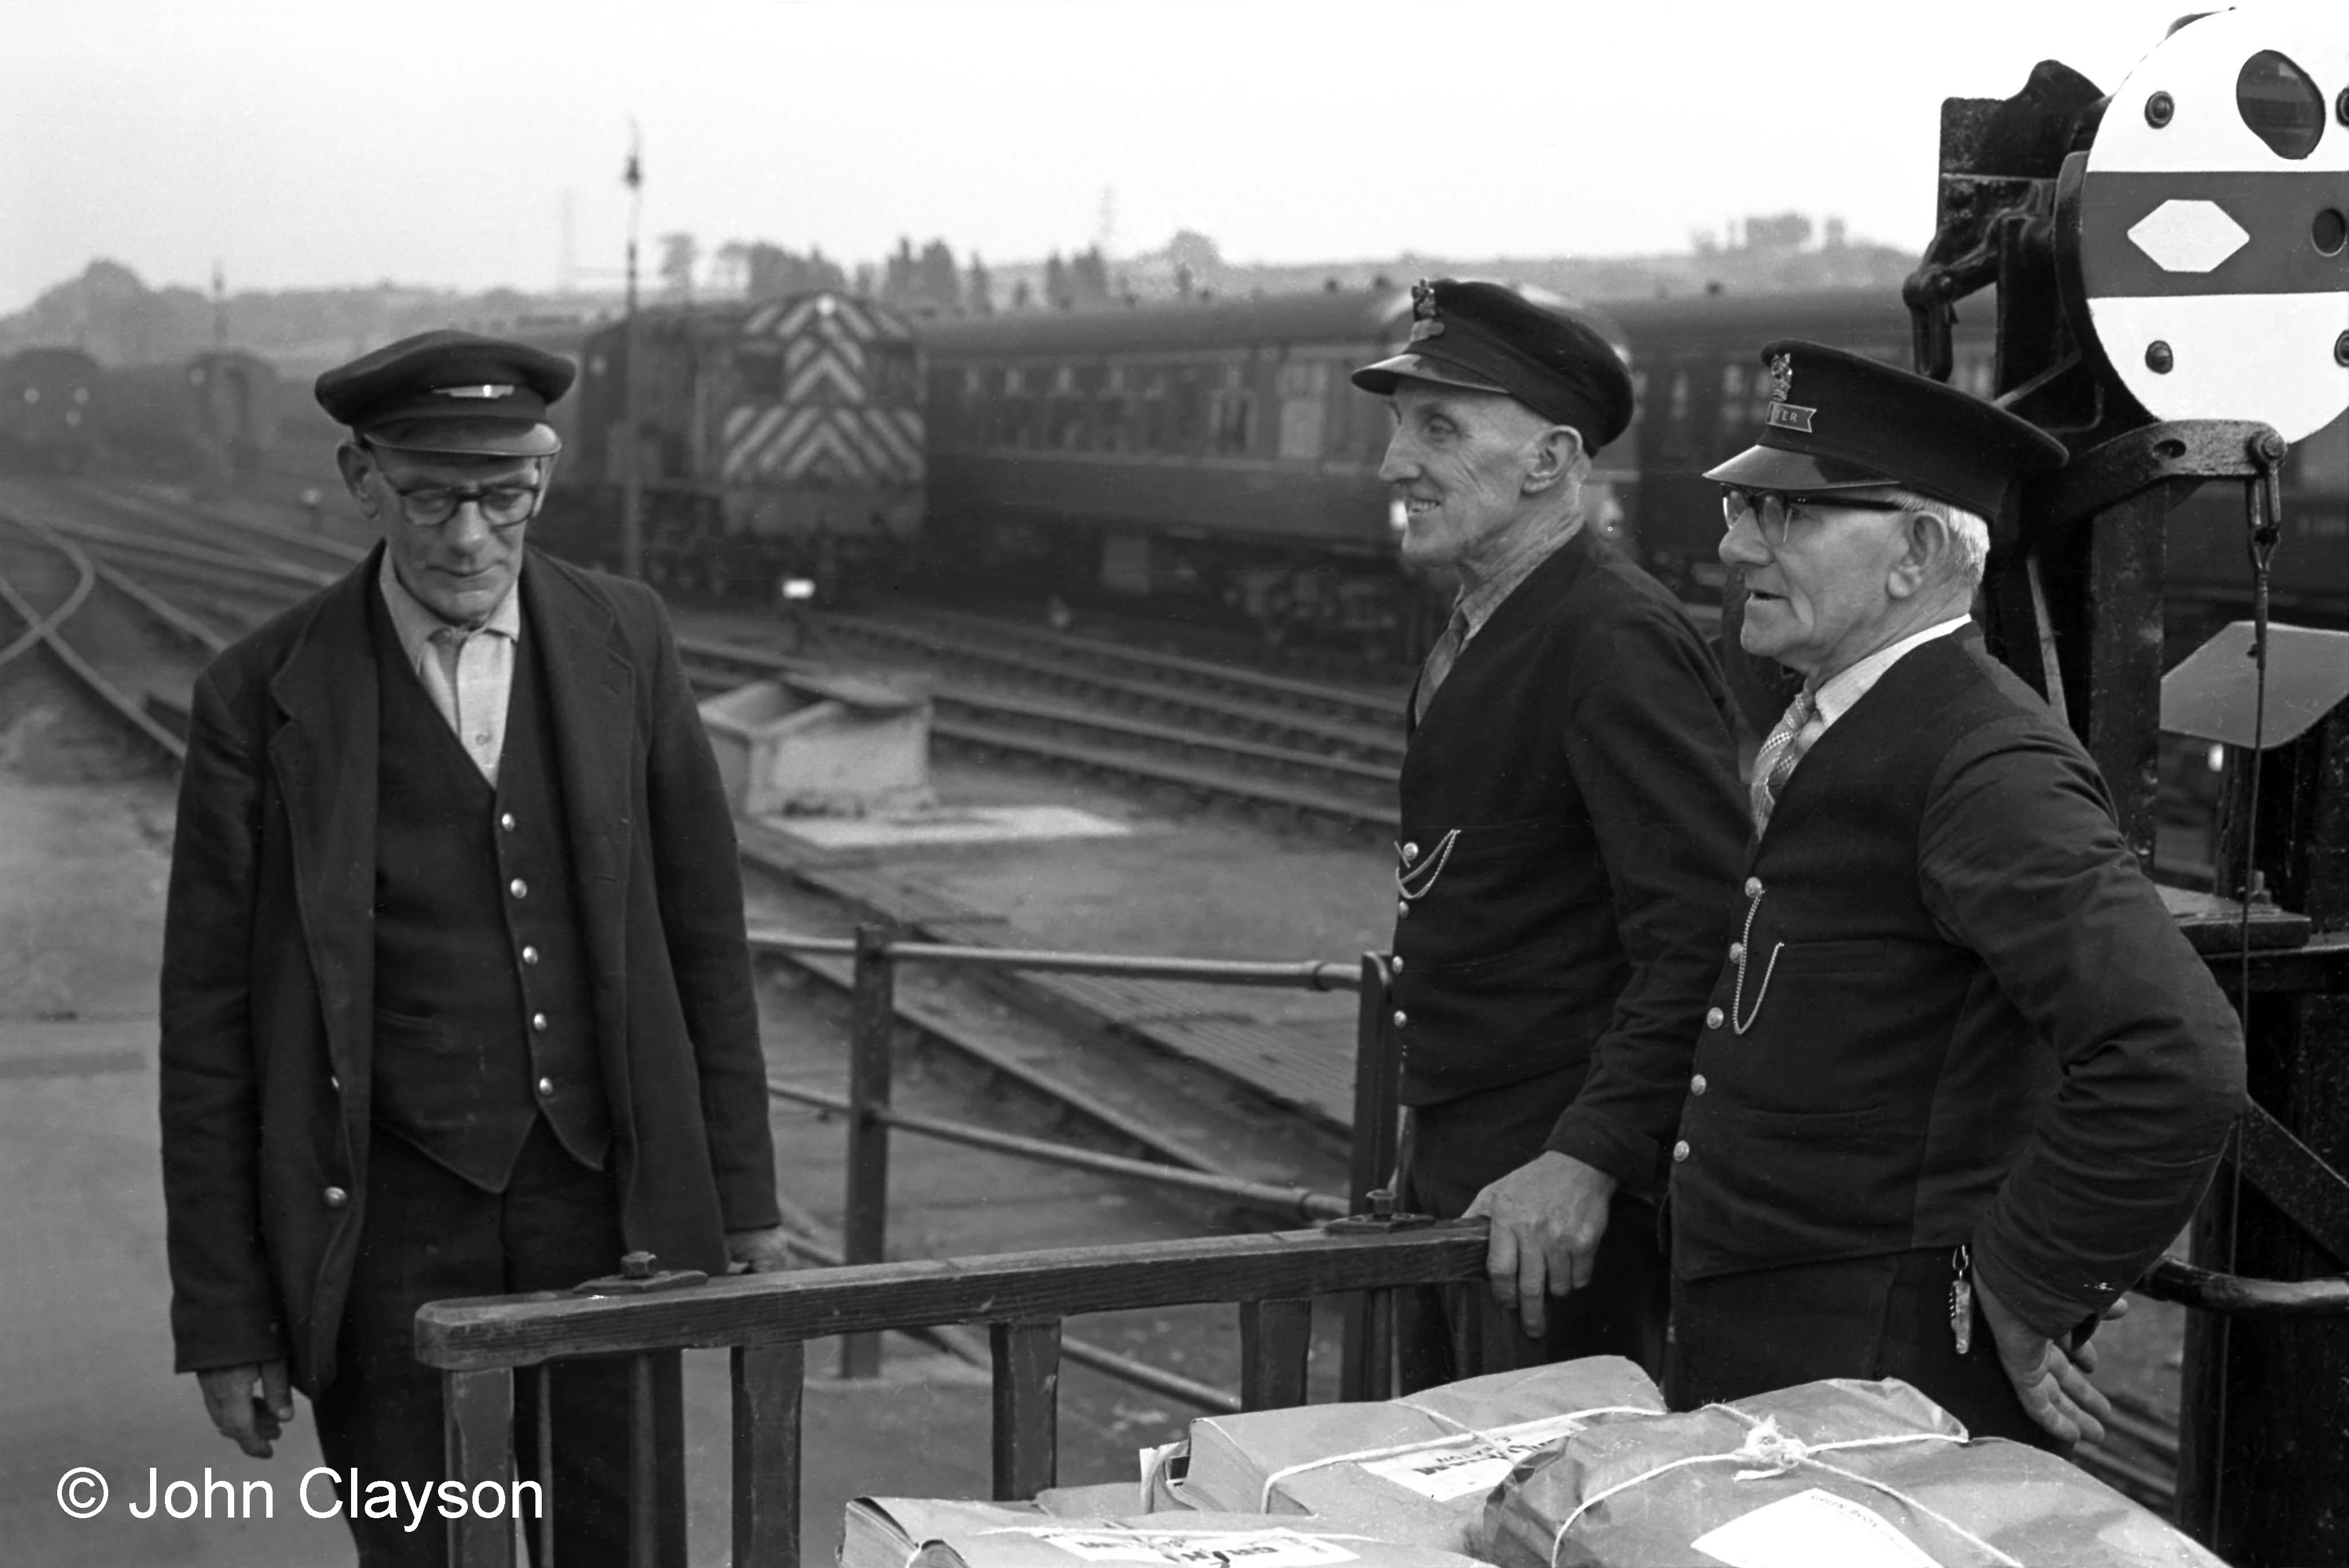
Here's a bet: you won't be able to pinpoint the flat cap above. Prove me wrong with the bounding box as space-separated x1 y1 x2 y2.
1351 279 1634 455
315 329 575 457
1705 340 2067 537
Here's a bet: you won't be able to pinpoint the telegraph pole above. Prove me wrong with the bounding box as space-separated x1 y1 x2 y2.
620 123 645 580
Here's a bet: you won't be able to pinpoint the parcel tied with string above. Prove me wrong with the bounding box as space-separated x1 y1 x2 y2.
1480 1378 2226 1568
1174 1357 1664 1552
841 1498 1496 1568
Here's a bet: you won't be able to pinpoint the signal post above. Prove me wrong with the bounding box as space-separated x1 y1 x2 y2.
1898 13 2349 1562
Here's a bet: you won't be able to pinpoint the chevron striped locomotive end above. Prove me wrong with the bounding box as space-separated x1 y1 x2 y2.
546 290 925 604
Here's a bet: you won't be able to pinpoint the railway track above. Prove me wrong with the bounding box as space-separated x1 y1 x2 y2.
0 505 196 766
682 632 1402 834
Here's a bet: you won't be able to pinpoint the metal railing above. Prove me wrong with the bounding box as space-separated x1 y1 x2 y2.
745 920 1406 1396
415 1222 1491 1568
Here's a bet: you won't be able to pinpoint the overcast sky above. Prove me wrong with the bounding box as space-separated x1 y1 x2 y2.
0 0 2256 312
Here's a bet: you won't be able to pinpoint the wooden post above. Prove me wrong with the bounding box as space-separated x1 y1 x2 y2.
1347 952 1402 1210
629 1355 659 1568
1341 953 1402 1401
2178 699 2349 1561
2078 489 2170 869
841 921 896 1378
990 1319 1062 1500
1239 1298 1314 1411
443 1369 515 1568
732 1342 805 1568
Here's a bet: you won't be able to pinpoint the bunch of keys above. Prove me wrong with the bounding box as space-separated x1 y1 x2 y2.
1949 1244 1974 1355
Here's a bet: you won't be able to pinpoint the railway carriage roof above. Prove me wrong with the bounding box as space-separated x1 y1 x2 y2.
916 289 1418 358
1601 286 1992 351
913 285 1986 367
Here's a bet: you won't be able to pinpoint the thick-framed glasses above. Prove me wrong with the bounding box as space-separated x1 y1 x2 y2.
1720 487 1910 546
362 444 549 528
380 476 543 528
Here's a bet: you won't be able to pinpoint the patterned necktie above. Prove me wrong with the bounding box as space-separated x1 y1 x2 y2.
1412 605 1472 726
1749 687 1820 836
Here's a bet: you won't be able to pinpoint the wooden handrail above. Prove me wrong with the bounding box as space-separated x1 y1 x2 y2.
416 1222 1485 1371
419 1223 1487 1568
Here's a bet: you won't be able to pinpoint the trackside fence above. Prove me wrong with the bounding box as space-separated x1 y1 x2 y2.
746 921 1407 1396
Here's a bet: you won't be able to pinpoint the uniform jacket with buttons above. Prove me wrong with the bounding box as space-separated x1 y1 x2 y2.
159 544 780 1390
1669 631 2245 1336
1391 529 1747 1196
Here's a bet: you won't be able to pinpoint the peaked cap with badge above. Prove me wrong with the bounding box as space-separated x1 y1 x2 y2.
315 328 576 457
1705 340 2068 546
1352 278 1635 455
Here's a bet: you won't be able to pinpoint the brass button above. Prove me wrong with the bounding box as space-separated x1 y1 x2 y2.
1690 1074 1708 1096
499 813 517 832
1390 955 1404 973
1402 841 1420 862
1705 1006 1725 1030
1397 900 1410 919
537 1077 555 1097
1729 942 1745 964
510 878 529 899
328 1073 340 1092
1744 877 1764 899
1672 1140 1690 1163
1392 1009 1408 1028
522 945 539 966
322 1186 349 1208
531 1012 549 1033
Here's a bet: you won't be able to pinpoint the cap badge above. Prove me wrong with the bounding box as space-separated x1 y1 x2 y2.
436 384 516 400
1408 278 1444 342
1764 352 1816 434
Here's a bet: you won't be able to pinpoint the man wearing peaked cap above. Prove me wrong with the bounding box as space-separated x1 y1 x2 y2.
159 329 791 1565
1354 279 1748 1387
315 327 576 458
1662 340 2244 1447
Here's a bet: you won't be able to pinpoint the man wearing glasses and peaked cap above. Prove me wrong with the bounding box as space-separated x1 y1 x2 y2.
1354 281 1748 1386
1672 341 2244 1448
158 330 791 1566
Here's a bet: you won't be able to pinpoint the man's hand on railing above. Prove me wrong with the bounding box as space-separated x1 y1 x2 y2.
725 1225 797 1275
1462 1152 1618 1339
196 1358 294 1459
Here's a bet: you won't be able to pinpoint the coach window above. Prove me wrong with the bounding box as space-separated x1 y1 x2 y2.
1049 363 1086 449
1275 361 1329 461
1136 371 1169 452
1169 365 1205 454
1098 364 1129 452
1209 364 1254 456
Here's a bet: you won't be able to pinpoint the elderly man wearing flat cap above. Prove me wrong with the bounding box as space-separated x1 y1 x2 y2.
1352 279 1747 1386
157 330 790 1565
1667 341 2245 1445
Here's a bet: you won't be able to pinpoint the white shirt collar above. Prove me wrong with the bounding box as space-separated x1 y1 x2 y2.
1810 613 1973 728
375 550 522 663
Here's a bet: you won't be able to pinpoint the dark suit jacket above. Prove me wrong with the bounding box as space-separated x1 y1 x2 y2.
1670 631 2245 1336
159 545 780 1390
1391 529 1748 1196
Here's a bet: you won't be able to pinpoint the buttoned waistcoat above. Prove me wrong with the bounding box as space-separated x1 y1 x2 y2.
159 545 780 1389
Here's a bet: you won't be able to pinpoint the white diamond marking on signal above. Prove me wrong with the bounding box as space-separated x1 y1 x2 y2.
2127 199 2250 274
